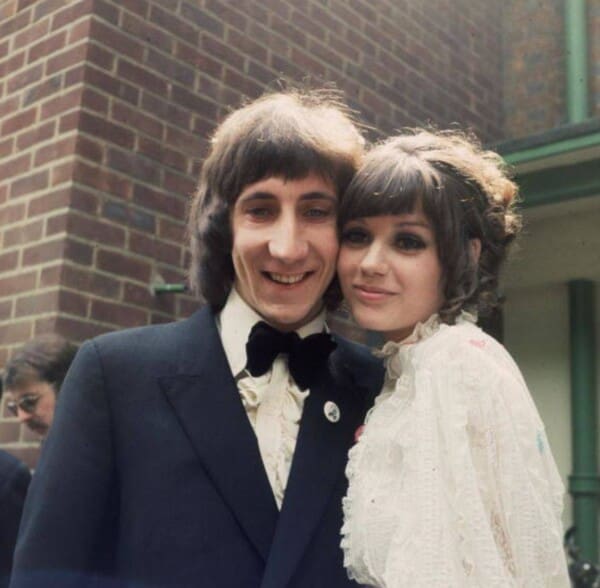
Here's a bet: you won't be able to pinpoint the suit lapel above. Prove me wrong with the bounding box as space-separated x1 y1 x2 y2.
159 307 278 562
261 347 367 588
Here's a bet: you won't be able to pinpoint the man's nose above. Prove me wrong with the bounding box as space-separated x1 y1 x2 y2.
16 407 31 423
267 216 309 263
359 242 388 275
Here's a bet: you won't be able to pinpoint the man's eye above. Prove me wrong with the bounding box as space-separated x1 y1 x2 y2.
246 207 272 219
341 228 369 245
395 234 425 250
304 207 333 219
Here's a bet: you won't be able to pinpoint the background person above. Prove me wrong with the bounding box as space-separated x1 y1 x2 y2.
2 335 78 438
0 381 31 588
10 88 383 588
338 130 570 587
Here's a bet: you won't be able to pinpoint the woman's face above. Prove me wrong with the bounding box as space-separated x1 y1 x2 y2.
337 212 444 342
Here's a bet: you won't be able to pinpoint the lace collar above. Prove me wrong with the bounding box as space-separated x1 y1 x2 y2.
374 311 476 379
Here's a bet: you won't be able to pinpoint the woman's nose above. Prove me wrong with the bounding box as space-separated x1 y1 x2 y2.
359 243 388 275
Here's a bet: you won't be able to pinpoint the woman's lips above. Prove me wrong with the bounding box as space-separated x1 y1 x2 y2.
352 284 395 302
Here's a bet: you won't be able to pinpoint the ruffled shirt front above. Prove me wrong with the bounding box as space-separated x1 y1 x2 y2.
218 288 325 509
341 313 570 587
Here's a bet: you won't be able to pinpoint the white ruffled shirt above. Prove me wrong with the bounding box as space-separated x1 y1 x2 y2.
218 288 326 509
341 313 570 587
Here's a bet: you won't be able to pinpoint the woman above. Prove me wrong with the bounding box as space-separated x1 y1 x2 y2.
338 130 570 587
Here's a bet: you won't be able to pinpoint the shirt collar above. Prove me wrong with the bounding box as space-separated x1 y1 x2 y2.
217 288 327 378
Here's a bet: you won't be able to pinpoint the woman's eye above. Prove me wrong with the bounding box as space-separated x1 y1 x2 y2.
341 228 370 245
246 207 273 219
395 234 425 250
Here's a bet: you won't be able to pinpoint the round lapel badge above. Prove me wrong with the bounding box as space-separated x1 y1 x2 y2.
324 400 340 423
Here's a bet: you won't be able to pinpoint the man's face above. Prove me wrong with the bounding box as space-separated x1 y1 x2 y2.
231 174 339 331
5 379 57 436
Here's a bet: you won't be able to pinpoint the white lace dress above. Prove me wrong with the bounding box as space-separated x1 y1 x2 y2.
341 314 570 588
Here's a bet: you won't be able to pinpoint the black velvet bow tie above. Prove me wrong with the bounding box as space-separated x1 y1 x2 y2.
245 321 337 391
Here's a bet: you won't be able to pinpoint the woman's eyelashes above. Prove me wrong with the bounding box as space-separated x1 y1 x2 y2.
341 226 428 252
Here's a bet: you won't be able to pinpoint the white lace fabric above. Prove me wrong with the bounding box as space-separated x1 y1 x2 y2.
341 313 570 587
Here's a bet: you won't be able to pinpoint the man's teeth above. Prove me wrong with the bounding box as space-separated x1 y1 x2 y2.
269 273 306 284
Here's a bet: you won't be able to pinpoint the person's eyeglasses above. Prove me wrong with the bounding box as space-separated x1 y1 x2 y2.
6 394 41 416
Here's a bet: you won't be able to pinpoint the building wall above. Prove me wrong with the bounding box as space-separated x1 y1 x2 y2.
591 0 600 116
502 0 565 139
0 0 504 464
502 201 600 532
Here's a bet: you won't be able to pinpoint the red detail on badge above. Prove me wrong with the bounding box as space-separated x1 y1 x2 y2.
469 339 486 349
354 425 365 443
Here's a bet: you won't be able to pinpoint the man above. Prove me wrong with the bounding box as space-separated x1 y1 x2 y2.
3 335 78 438
0 382 31 588
11 89 383 588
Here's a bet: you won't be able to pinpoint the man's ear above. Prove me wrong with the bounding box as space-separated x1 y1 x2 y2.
469 238 481 265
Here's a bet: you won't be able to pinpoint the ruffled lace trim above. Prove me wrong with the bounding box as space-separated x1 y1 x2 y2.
238 365 308 509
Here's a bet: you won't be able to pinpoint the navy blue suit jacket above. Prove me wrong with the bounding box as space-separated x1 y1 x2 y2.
10 307 383 588
0 450 30 588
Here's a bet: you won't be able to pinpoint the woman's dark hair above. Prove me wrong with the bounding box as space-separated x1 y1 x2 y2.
338 129 521 322
187 87 365 311
3 334 78 395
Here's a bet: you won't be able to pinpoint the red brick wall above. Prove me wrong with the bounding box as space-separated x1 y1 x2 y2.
0 0 503 466
502 0 565 139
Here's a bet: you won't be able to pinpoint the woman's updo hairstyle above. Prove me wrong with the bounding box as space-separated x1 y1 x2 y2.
338 129 521 322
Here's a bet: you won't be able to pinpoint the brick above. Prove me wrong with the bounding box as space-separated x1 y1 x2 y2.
163 170 196 198
0 251 19 273
78 111 135 149
157 218 185 243
130 232 181 265
45 42 88 76
68 15 92 43
106 148 160 185
0 320 34 345
0 137 12 158
61 264 120 298
203 0 247 30
116 59 168 95
75 135 104 162
0 300 13 321
51 161 75 186
121 0 148 19
13 17 49 50
3 219 44 247
83 66 139 105
226 28 267 63
45 212 68 236
80 87 109 113
102 200 156 234
0 96 20 120
10 170 49 199
27 30 67 64
85 41 114 70
72 161 131 198
39 264 62 288
58 110 81 133
0 7 30 38
89 19 144 62
121 12 172 54
47 314 111 342
145 48 195 87
181 3 224 37
0 272 36 297
0 52 25 79
15 290 60 317
7 63 43 93
140 93 191 130
92 0 120 24
124 281 175 315
112 101 163 138
90 299 148 328
174 43 222 78
22 238 63 267
0 202 26 225
133 184 185 218
137 137 187 172
69 187 99 215
1 107 36 136
97 249 151 283
200 34 244 71
177 296 201 318
0 152 29 183
34 136 77 166
64 212 126 247
40 86 83 118
51 0 93 30
149 4 198 44
57 289 89 317
22 75 62 107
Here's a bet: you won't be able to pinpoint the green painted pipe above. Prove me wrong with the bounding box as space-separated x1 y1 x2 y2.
565 0 589 122
568 280 599 560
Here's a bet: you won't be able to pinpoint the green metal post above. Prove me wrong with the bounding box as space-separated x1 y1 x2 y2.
568 280 599 560
564 0 589 122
